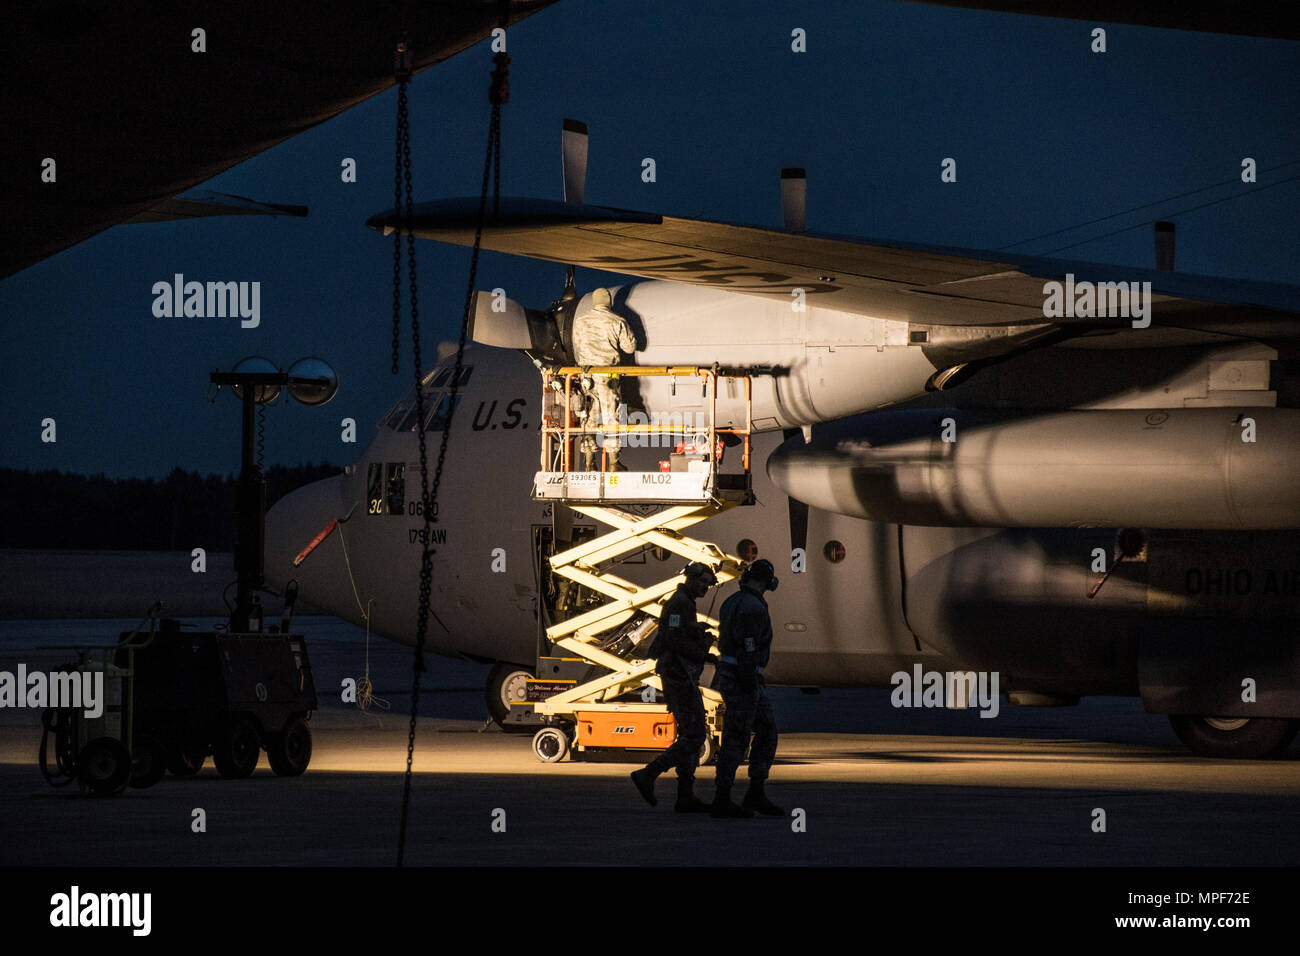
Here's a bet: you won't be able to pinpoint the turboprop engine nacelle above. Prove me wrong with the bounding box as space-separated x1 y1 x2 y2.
768 407 1300 530
473 281 944 431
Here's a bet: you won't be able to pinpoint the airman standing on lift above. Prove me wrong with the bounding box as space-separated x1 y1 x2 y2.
571 287 635 471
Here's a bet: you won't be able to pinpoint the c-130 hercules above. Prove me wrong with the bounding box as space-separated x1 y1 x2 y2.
267 119 1300 760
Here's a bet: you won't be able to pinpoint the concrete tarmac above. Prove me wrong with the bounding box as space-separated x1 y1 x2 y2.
2 617 1298 866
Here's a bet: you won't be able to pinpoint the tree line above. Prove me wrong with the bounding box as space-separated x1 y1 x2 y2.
0 464 341 550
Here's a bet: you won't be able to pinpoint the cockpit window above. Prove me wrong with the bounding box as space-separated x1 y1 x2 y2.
383 365 473 430
366 462 384 514
396 398 428 433
431 366 473 388
366 462 406 515
426 393 463 431
384 399 413 430
385 462 405 514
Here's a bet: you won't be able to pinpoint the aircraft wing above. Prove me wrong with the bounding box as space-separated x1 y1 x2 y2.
4 0 558 280
368 197 1300 341
124 191 308 224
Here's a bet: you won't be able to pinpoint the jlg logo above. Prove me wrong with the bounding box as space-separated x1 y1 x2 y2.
613 726 635 734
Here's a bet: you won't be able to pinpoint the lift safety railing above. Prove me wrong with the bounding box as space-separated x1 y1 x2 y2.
535 365 754 503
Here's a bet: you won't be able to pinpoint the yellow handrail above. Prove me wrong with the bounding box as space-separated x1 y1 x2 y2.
539 366 753 477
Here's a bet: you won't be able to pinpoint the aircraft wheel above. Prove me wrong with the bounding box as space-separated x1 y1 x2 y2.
532 727 570 763
129 734 168 789
77 737 132 796
212 716 261 778
1169 715 1299 759
266 716 313 777
486 662 535 733
699 734 717 767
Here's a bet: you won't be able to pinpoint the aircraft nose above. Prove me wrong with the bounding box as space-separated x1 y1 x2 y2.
265 474 357 618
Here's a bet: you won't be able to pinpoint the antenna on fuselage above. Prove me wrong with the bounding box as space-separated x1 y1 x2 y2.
1154 220 1175 271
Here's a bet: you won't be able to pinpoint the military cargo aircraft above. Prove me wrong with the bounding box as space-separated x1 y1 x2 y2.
9 4 1294 759
264 116 1300 759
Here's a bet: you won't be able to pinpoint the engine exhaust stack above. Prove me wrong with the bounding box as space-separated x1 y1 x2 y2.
1154 220 1175 271
781 167 806 232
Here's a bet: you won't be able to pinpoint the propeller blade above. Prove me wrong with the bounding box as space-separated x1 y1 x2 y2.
781 167 806 231
782 428 810 563
562 118 589 206
559 119 589 304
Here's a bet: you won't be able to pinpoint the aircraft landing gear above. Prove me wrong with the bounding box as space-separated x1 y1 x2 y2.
1169 715 1299 759
486 662 536 733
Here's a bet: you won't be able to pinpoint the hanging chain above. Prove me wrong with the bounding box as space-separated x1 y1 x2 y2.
392 33 421 866
391 42 411 375
396 35 509 868
489 49 507 216
256 402 266 471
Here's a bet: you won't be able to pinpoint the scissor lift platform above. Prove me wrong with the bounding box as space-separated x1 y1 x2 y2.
523 365 755 762
532 365 754 506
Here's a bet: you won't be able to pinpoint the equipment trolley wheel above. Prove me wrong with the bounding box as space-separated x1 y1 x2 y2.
532 726 570 763
212 715 261 778
77 737 132 796
266 715 313 777
129 734 167 789
166 738 206 777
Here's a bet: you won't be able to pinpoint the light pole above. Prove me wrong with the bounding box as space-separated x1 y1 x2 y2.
210 356 338 633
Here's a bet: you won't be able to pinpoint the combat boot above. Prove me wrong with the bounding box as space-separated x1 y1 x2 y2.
674 776 710 813
710 784 753 819
630 767 659 807
742 778 784 817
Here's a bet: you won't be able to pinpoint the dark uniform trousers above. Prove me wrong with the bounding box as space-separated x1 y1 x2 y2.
713 665 778 790
644 672 707 781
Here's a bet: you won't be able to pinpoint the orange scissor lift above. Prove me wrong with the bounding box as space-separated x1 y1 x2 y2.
524 365 755 763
